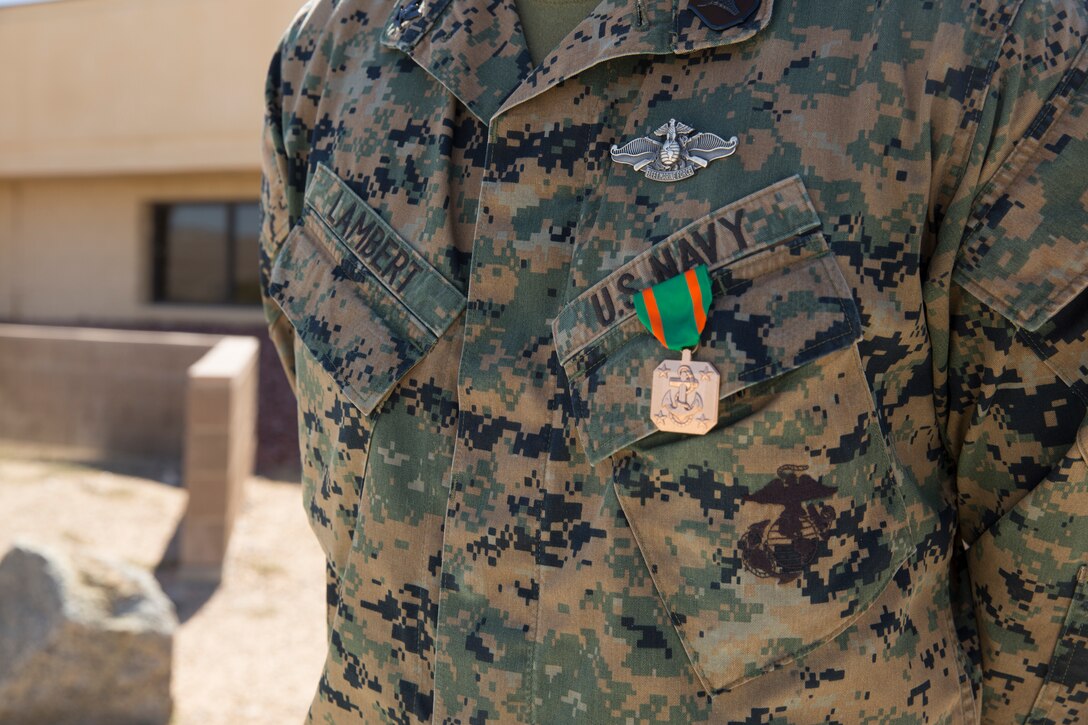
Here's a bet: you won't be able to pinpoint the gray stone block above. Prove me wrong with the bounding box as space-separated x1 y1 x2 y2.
0 541 178 725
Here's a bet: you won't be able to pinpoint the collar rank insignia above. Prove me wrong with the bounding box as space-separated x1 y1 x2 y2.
610 118 738 182
688 0 761 32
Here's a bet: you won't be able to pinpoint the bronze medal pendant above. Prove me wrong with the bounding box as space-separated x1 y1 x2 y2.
633 265 720 436
650 348 720 434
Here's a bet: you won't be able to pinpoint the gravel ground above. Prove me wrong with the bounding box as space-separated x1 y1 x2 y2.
0 458 326 725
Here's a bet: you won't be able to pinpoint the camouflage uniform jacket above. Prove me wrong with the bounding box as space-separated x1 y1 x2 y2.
258 0 1088 722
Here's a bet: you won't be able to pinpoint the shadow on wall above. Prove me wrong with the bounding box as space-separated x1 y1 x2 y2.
155 548 219 624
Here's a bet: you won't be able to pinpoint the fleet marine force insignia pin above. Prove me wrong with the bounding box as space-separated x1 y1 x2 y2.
610 118 738 182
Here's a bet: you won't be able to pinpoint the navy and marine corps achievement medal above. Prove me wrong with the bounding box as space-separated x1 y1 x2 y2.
633 264 720 435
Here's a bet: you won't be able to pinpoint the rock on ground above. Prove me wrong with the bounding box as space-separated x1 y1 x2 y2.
0 460 326 724
0 541 178 725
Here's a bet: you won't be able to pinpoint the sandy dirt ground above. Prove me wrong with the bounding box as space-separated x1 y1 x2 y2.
0 458 327 725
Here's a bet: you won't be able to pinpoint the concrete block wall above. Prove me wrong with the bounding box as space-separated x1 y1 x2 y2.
0 325 220 461
0 325 260 577
181 337 259 578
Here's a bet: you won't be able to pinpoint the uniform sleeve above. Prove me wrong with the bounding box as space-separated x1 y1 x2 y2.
258 41 298 395
945 2 1088 721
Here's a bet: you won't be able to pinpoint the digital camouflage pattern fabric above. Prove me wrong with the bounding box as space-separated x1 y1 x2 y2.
258 0 1088 721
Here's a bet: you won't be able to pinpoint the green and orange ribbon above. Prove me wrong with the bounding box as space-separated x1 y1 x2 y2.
633 264 713 351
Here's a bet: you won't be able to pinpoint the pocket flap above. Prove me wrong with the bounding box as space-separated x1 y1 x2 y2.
554 177 862 463
269 164 466 415
953 52 1088 332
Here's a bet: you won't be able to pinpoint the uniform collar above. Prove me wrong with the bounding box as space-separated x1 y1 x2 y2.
380 0 775 123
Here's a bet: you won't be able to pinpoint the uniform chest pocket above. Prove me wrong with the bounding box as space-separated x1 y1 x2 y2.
553 176 914 693
268 163 466 569
269 163 466 416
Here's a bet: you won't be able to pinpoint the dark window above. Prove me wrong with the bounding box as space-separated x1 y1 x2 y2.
151 201 261 305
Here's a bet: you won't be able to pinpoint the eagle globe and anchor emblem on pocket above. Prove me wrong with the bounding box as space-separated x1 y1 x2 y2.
739 464 838 583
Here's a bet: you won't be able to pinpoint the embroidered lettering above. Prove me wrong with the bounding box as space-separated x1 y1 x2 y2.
716 208 747 250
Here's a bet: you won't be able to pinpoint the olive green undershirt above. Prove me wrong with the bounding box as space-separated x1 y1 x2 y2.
514 0 603 66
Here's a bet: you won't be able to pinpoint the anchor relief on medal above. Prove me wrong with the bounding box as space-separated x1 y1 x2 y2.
610 118 738 182
634 265 721 435
650 350 720 435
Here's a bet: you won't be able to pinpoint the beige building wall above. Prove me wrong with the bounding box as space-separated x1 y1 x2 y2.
0 0 306 177
0 183 13 319
0 173 265 324
0 0 308 325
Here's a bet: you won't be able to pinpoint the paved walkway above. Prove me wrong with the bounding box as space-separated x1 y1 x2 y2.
0 459 326 725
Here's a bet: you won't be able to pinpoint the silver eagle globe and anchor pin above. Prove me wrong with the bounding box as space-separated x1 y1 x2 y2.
610 118 738 182
633 265 721 435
